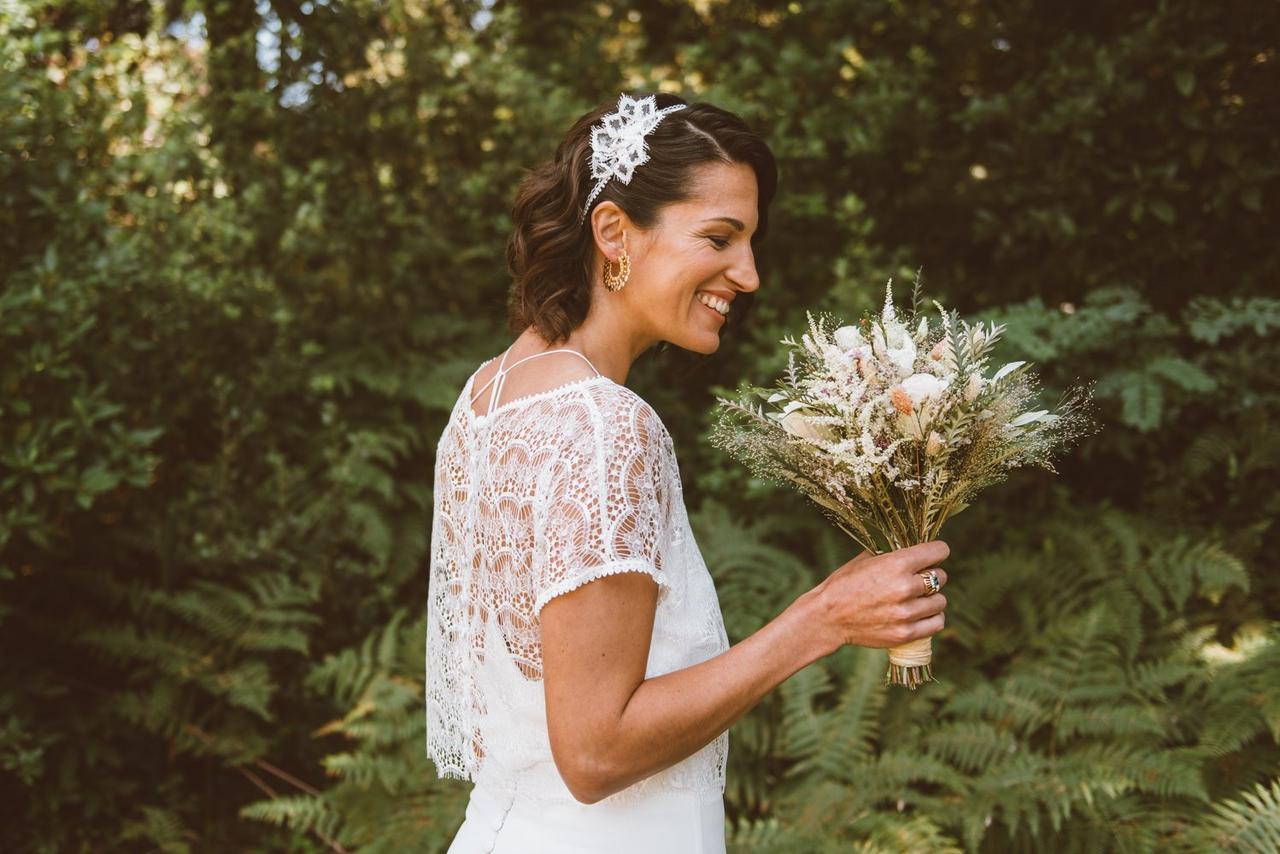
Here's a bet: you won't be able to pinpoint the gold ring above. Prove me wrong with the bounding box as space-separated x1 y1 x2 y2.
921 569 940 596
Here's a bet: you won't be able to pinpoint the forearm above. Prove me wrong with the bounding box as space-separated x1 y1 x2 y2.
589 590 835 802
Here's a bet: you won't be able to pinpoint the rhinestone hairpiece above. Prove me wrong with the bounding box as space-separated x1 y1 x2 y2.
580 93 688 225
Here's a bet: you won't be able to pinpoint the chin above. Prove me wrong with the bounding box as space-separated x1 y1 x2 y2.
669 331 722 355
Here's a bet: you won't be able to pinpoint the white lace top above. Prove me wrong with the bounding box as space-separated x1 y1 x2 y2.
425 346 731 806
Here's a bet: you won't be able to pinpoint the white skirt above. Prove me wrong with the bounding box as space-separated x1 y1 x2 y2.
447 779 726 854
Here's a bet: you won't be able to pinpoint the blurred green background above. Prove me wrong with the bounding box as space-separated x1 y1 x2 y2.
3 0 1278 851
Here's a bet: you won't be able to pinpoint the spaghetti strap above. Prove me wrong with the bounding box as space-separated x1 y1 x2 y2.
504 348 601 377
468 347 603 415
468 351 505 409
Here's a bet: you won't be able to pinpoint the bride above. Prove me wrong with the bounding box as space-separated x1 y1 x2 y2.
426 91 950 853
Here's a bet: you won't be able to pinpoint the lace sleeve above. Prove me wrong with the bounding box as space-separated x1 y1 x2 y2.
532 394 671 615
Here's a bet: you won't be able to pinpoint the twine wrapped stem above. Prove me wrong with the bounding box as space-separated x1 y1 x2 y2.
885 634 935 690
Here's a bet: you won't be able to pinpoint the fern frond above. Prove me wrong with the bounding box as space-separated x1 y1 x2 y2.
238 793 343 842
1190 777 1280 854
117 804 195 853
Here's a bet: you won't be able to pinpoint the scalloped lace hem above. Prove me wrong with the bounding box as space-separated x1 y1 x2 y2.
534 558 670 614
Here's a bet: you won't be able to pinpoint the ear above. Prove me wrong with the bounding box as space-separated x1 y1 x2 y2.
589 201 631 262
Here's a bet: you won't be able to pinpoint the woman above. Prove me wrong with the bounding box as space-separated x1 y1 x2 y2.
426 91 950 853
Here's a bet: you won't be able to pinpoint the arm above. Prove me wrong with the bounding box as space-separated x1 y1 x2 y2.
541 540 950 804
605 586 833 802
541 575 835 804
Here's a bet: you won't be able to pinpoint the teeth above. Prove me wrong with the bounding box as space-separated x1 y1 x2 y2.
697 293 730 315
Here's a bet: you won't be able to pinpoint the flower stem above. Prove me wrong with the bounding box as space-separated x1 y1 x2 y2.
885 662 936 690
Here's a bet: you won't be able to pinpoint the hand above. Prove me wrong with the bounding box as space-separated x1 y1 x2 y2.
807 540 950 656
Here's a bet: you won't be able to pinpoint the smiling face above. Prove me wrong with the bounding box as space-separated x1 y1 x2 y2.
596 160 761 356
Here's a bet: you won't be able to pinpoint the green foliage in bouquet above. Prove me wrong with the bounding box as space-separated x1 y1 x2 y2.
710 274 1099 557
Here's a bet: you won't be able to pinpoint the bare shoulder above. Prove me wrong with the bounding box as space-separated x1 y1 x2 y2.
471 349 601 411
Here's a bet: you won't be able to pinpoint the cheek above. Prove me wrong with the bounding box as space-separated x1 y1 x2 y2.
639 282 687 316
644 249 721 308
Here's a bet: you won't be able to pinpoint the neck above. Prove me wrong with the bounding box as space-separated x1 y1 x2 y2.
522 294 658 386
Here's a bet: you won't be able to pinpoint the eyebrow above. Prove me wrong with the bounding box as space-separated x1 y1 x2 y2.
701 216 746 231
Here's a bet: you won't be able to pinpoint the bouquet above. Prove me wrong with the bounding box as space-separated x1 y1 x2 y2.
710 274 1098 689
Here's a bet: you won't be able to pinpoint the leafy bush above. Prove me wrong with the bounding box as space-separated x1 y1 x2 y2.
2 1 1275 851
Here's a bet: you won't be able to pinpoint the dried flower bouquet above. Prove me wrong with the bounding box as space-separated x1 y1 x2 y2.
710 275 1098 689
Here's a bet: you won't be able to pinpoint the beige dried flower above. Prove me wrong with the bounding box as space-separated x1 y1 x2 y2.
964 373 983 403
857 353 877 381
780 410 837 444
925 431 945 455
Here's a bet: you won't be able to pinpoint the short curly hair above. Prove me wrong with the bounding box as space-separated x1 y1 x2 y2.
504 91 778 345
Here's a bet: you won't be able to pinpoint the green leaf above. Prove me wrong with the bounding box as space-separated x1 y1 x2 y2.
1146 355 1217 394
80 465 120 494
1120 374 1163 432
1174 70 1195 97
1149 200 1176 224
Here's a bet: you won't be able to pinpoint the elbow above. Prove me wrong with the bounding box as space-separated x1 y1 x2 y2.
570 782 604 806
555 748 613 805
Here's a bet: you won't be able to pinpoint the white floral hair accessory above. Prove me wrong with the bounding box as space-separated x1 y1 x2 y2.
580 92 688 225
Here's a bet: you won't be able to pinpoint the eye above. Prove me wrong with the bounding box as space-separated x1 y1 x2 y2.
706 236 730 249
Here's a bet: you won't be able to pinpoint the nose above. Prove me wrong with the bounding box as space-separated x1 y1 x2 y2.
728 244 760 293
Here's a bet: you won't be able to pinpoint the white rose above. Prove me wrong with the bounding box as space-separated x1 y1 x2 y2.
899 372 949 406
889 342 917 378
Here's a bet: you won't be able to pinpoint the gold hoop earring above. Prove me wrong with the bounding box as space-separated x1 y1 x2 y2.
603 232 630 292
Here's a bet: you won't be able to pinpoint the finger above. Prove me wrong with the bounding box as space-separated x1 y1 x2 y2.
909 610 945 640
898 574 923 601
907 592 947 620
914 567 947 594
895 539 949 571
915 570 928 597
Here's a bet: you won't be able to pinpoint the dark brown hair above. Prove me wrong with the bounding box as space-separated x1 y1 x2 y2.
505 91 778 345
